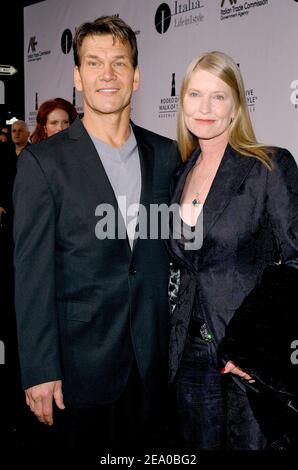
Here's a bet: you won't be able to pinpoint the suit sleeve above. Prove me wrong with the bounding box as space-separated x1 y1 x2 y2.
266 148 298 268
168 140 181 195
13 149 62 389
169 140 181 173
0 145 16 211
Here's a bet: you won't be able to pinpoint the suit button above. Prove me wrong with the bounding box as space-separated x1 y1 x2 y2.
130 267 137 275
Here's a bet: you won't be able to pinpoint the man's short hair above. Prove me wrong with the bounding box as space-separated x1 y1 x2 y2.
73 16 138 69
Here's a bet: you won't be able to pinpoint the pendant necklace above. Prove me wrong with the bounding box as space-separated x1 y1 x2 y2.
192 159 217 206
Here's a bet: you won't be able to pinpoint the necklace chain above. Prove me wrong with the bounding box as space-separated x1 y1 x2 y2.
192 158 217 206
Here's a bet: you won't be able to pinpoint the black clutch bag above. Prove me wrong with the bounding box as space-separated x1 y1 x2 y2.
219 264 298 412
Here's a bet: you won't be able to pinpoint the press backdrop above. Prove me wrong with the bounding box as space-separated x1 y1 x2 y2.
24 0 298 160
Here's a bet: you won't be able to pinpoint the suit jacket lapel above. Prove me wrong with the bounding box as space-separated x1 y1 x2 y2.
68 117 130 249
169 148 201 272
171 147 201 207
169 144 256 270
203 145 256 239
130 123 154 251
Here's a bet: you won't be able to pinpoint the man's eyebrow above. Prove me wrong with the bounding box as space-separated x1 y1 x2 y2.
84 54 128 59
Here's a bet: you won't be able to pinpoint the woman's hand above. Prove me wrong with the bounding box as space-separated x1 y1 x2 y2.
221 360 255 383
0 207 7 224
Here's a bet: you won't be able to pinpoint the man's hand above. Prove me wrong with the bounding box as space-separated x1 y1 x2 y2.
0 207 6 224
25 380 65 425
221 360 255 383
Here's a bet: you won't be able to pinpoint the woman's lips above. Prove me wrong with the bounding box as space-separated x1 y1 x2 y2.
195 119 215 124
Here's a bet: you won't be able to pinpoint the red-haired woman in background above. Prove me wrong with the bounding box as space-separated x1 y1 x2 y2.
30 97 77 143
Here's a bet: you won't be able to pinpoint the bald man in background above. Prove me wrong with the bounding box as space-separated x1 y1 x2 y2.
11 120 30 157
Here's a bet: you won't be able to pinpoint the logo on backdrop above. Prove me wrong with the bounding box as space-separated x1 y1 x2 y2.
28 91 39 127
238 63 258 113
27 34 51 63
59 17 139 54
290 80 298 108
155 3 172 33
158 73 179 119
171 72 176 96
27 36 37 53
246 87 258 113
155 1 204 34
61 29 73 54
221 0 237 5
220 0 269 21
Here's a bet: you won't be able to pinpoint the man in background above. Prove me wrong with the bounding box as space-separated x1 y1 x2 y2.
11 120 30 157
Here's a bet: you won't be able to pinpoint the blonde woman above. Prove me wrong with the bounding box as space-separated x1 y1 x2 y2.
168 51 298 450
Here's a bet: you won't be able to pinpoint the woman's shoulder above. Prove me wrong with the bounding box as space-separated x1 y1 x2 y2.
267 146 295 162
267 146 297 171
264 146 298 192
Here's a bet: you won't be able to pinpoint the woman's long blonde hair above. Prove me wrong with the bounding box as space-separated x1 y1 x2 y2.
177 51 272 168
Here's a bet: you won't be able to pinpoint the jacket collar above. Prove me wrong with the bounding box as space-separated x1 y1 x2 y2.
67 117 154 252
203 144 256 238
68 115 86 140
130 121 155 250
169 144 256 270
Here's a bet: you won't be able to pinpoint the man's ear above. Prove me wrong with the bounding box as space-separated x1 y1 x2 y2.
74 66 83 92
133 66 140 92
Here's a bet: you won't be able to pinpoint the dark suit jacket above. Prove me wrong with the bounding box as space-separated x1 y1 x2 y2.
168 144 298 383
0 142 17 216
13 117 180 406
219 264 298 407
219 264 298 449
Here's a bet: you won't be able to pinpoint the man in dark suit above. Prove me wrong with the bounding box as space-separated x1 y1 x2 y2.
0 140 18 448
0 141 16 223
13 16 179 456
